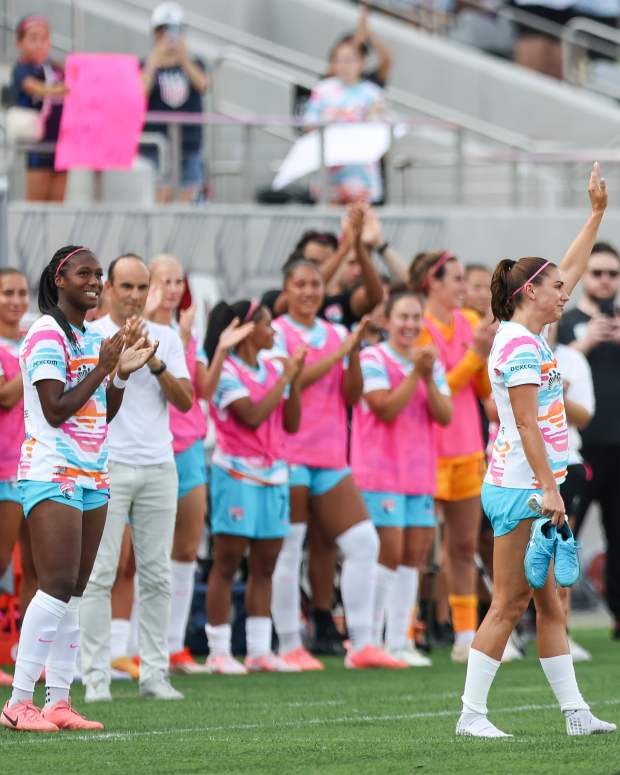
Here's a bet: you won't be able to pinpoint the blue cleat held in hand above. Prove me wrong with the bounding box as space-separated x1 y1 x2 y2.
554 521 580 588
524 517 557 589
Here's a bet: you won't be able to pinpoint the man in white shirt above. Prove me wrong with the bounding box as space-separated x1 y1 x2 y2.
80 254 192 701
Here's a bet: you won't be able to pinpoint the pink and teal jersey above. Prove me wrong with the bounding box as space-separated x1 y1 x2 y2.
211 352 288 487
18 315 110 490
169 334 207 455
485 320 568 489
351 342 449 495
0 335 24 480
271 315 348 469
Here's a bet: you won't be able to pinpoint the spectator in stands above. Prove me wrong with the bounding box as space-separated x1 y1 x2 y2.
557 241 620 641
11 15 68 202
347 1 394 88
141 2 209 203
509 1 575 79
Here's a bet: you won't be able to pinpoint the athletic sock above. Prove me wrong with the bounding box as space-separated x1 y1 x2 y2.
386 566 419 651
272 523 307 654
9 590 68 707
168 560 196 654
372 565 396 645
45 596 81 707
110 619 131 662
449 594 478 645
540 654 589 712
461 647 501 715
246 616 272 659
205 623 232 657
336 522 379 652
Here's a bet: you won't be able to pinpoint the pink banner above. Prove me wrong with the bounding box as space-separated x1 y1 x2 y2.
55 54 146 171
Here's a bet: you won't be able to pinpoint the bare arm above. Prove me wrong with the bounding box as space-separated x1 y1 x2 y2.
380 245 408 284
343 346 364 406
36 369 108 428
228 376 289 430
349 235 384 318
364 370 423 423
197 320 257 401
150 365 193 412
564 396 592 430
21 76 67 99
0 373 23 410
425 376 452 426
180 52 209 94
283 380 302 434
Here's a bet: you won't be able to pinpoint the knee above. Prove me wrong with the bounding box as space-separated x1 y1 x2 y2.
535 597 566 626
448 534 477 559
172 545 198 563
488 591 530 628
212 552 241 583
250 555 278 580
40 570 80 603
336 521 379 563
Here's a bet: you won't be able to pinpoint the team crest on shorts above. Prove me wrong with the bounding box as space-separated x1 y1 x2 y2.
59 482 75 499
381 499 396 514
229 506 244 521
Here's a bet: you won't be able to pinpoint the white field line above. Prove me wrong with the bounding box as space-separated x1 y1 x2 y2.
1 698 619 747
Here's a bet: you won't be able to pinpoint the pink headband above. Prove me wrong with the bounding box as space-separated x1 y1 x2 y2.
244 299 260 322
55 247 88 276
424 251 454 288
510 260 551 299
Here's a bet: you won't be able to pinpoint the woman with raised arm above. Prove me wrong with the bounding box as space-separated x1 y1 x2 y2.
0 246 155 734
457 164 616 739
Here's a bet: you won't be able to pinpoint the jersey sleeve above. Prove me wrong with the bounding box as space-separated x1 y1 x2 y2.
433 360 451 396
567 351 595 416
361 349 390 392
213 362 249 409
304 83 324 123
166 329 191 380
23 327 67 384
493 335 541 388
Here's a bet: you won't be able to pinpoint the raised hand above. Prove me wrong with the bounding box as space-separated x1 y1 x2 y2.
217 317 255 353
144 282 163 318
118 337 160 378
179 305 196 339
472 315 495 359
362 207 383 248
98 330 125 375
588 161 607 216
124 316 148 348
412 344 436 380
340 316 370 358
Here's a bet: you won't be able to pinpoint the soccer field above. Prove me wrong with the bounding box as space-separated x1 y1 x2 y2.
1 629 619 774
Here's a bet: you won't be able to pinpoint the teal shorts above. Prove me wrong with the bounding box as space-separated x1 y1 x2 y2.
362 491 436 529
0 480 21 505
289 464 351 496
481 482 543 538
175 440 208 500
18 480 110 519
210 464 290 540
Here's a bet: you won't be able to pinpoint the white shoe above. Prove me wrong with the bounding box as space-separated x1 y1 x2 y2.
565 709 617 736
139 676 184 700
456 712 513 738
388 644 432 667
84 679 112 703
451 642 471 664
501 637 524 663
568 637 592 663
205 654 248 675
244 653 301 673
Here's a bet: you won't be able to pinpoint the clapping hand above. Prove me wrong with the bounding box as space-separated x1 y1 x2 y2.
282 345 308 385
340 317 370 358
144 283 163 318
118 337 160 379
97 329 125 375
412 344 436 380
217 317 255 353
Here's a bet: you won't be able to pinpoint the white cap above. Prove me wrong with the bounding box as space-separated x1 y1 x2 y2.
151 2 185 29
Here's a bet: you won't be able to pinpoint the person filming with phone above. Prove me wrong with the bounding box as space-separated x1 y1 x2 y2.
558 241 620 643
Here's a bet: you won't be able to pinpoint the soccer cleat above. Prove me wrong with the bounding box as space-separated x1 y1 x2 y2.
42 700 104 730
451 642 471 664
0 669 12 686
524 517 556 589
111 655 140 680
501 636 524 663
565 709 617 736
345 644 408 670
388 644 432 667
279 647 325 671
139 676 184 700
84 679 112 703
205 654 248 675
568 637 592 663
554 522 580 587
308 611 347 656
456 712 513 738
170 647 210 675
244 654 301 673
0 700 59 733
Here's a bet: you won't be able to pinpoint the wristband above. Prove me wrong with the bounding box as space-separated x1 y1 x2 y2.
377 241 389 255
150 360 167 376
112 374 128 389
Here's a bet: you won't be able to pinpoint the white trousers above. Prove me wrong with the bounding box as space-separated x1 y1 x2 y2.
80 460 178 687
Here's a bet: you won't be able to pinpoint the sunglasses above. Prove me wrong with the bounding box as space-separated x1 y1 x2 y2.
590 269 620 278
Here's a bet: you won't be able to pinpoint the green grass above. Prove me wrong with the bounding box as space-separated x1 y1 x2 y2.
1 629 619 774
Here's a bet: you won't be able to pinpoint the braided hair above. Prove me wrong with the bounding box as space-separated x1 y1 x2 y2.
38 245 93 351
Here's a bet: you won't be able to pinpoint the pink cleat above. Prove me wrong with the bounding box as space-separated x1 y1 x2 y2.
244 653 301 673
0 669 13 686
205 654 247 675
280 648 325 671
42 700 104 731
0 700 59 732
345 644 409 670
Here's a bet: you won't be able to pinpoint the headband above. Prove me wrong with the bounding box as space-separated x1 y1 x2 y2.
17 15 49 35
244 299 260 322
510 260 551 299
424 251 454 289
55 247 89 276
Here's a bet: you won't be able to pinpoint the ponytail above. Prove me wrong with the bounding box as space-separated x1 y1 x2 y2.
204 299 262 363
490 256 554 321
38 244 93 351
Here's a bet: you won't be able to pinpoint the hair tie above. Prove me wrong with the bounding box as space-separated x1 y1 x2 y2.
55 247 88 277
510 260 551 299
424 251 454 289
244 299 260 322
17 15 49 36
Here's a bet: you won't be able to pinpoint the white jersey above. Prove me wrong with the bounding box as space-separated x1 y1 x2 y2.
555 344 595 466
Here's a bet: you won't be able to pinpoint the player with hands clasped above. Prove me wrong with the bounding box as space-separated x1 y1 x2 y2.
1 246 154 734
457 164 617 739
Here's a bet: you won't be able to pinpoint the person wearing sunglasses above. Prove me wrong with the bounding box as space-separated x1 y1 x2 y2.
557 241 620 643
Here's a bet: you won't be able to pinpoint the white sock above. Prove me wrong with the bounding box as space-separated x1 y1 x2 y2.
272 523 307 654
127 577 139 657
45 596 80 707
168 560 196 654
246 616 272 659
455 630 476 647
540 654 589 712
372 565 396 645
386 566 419 651
336 521 379 652
10 590 68 707
461 648 501 716
110 619 131 662
206 623 232 657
